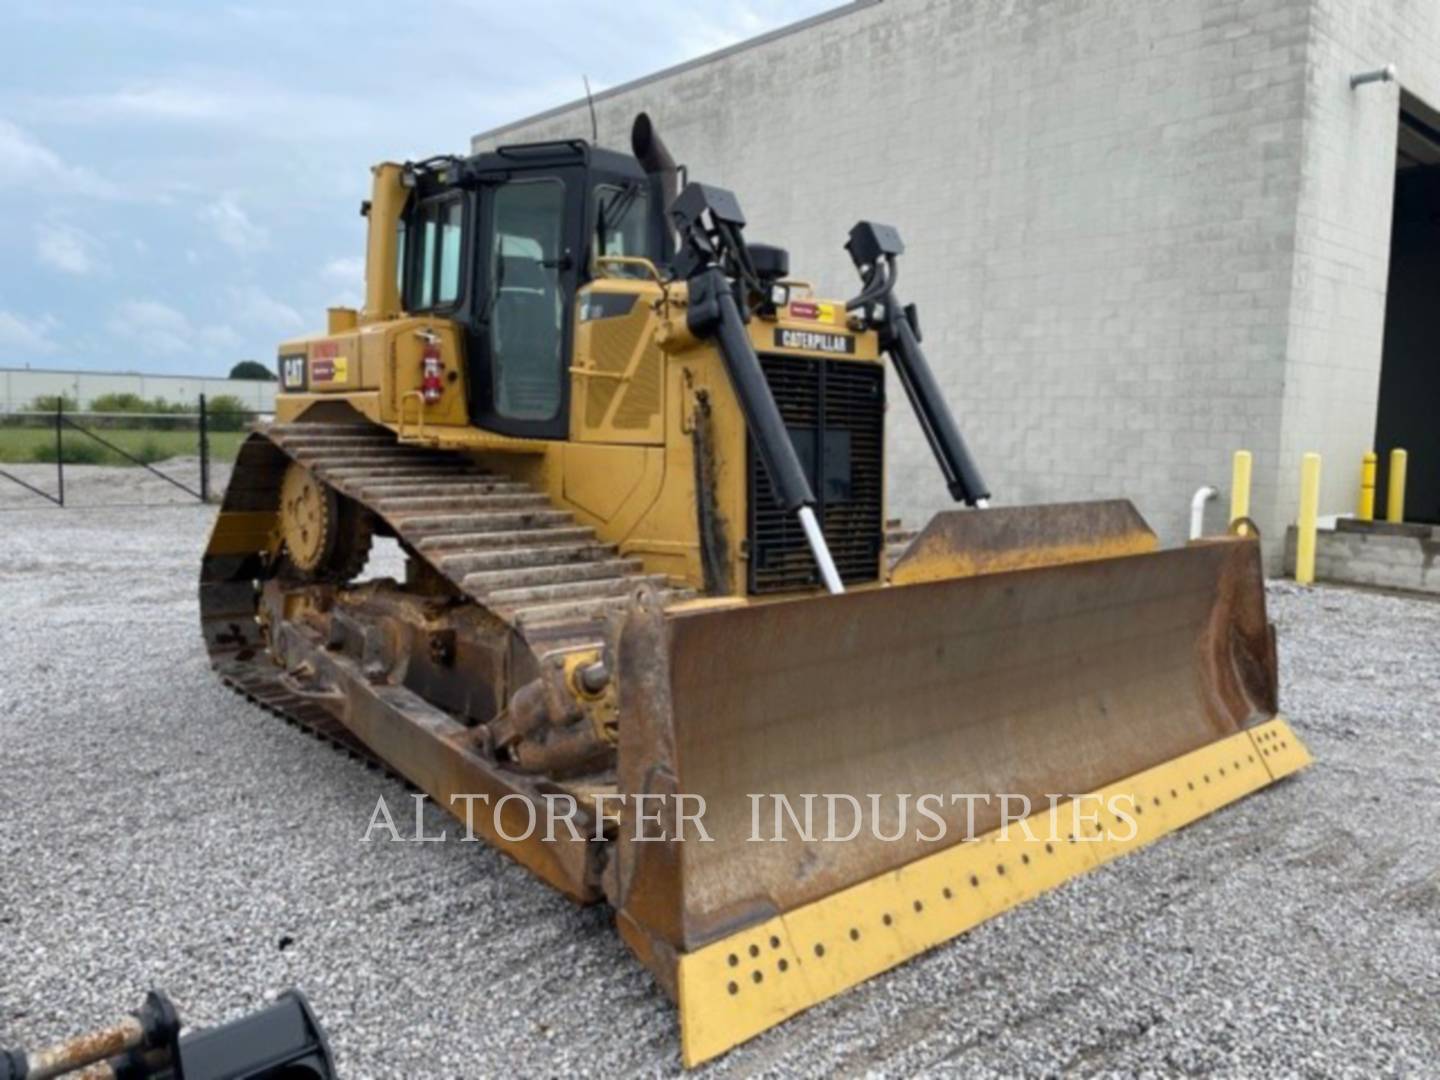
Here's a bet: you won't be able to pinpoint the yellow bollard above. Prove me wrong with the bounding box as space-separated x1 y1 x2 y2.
1295 452 1321 585
1358 452 1377 521
1386 448 1408 524
1230 450 1253 535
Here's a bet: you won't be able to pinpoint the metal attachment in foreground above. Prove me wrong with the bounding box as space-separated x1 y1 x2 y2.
1350 64 1396 89
1 989 335 1080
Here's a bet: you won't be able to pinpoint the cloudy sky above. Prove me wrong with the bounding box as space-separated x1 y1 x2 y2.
0 0 836 376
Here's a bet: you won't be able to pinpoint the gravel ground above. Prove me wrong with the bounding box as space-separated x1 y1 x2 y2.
2 477 1438 1077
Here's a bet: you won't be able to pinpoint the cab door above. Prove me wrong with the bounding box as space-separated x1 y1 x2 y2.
470 167 584 440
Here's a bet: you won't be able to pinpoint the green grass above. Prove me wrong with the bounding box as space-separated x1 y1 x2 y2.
0 426 245 466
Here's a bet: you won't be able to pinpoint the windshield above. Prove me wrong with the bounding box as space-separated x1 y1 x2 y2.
593 182 653 274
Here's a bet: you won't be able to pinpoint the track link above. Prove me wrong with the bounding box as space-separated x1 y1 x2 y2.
263 420 694 638
201 419 694 765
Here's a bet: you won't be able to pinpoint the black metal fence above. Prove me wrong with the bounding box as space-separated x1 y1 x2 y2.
0 395 268 509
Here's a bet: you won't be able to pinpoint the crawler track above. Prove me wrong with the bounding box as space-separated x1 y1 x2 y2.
199 418 692 756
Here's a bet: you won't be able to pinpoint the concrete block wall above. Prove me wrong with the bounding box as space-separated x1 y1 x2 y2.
1275 0 1440 566
1284 523 1440 593
475 0 1340 560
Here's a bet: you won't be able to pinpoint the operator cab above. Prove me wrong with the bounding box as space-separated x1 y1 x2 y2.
398 140 671 440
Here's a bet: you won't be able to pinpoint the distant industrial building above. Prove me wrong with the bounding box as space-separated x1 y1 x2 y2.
476 0 1440 563
0 367 276 413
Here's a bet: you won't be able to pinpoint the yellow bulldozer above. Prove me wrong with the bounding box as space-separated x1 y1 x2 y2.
200 114 1310 1066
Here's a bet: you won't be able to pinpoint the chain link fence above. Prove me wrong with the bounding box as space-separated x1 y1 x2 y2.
0 394 270 509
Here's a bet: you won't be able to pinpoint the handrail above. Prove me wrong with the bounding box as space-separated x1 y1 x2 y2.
592 254 665 284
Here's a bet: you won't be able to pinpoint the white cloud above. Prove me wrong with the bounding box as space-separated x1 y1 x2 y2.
321 255 365 307
35 222 103 275
103 297 243 358
322 255 365 286
675 5 773 59
229 285 303 332
0 119 117 198
106 299 194 355
0 310 60 356
200 196 268 254
39 78 395 145
76 84 232 122
200 324 243 352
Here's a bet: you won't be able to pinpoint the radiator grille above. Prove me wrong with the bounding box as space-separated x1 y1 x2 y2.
747 355 885 594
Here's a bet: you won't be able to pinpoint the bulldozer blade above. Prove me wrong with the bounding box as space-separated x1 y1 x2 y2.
608 532 1308 1066
890 498 1160 584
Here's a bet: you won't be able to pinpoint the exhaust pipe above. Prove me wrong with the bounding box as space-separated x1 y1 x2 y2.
631 112 679 214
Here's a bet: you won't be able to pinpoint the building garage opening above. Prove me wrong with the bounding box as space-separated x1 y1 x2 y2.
1376 95 1440 524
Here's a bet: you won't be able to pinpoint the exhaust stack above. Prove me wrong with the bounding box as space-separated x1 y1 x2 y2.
631 112 679 216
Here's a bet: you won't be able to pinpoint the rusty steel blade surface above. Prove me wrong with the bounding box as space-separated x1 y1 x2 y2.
647 535 1275 948
890 499 1159 583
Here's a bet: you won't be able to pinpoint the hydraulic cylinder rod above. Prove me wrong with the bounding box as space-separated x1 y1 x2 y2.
880 293 990 507
688 267 844 594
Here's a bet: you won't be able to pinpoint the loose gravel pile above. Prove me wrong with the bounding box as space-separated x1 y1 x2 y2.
2 483 1437 1077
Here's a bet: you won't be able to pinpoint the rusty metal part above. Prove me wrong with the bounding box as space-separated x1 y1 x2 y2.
690 390 732 595
606 584 685 999
509 715 615 777
890 499 1157 584
487 650 617 776
201 420 690 781
198 421 673 899
5 989 336 1080
260 590 601 897
9 1017 142 1079
608 535 1277 953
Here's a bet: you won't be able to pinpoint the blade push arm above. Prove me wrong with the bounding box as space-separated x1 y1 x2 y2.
846 222 990 507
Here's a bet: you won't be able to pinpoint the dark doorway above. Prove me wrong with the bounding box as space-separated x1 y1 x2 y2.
1376 96 1440 523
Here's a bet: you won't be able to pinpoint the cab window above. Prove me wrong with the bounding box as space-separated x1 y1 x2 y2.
410 196 464 310
488 178 566 422
593 183 653 275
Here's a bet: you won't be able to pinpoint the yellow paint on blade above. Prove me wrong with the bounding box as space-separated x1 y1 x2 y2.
891 531 1156 584
677 718 1310 1067
1250 717 1312 777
